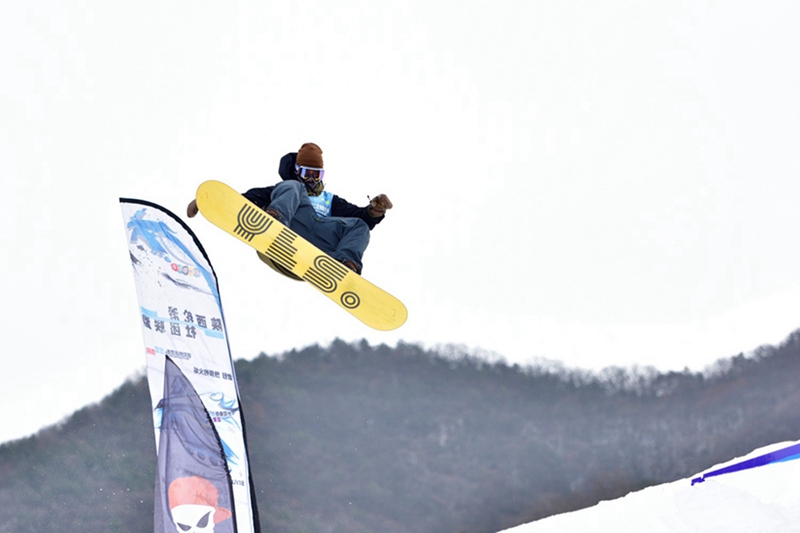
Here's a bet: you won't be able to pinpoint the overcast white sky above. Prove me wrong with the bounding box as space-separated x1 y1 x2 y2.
2 1 799 444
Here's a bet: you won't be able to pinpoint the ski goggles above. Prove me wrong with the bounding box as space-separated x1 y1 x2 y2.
295 164 325 181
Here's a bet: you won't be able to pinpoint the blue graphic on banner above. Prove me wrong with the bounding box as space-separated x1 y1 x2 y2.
691 442 800 485
204 392 242 467
126 207 221 306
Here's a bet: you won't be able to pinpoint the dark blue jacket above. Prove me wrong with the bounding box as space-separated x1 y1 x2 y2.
242 152 384 230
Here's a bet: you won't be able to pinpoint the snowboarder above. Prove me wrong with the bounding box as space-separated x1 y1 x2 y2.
187 143 392 273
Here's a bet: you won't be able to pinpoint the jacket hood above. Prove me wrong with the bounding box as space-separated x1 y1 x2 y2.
278 152 299 182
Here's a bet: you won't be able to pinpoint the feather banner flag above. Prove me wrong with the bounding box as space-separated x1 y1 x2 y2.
120 198 260 533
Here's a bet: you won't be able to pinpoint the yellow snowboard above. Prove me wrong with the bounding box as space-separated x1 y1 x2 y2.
195 180 407 331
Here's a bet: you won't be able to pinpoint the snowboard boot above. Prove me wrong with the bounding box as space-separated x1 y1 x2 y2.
266 208 283 223
341 259 359 273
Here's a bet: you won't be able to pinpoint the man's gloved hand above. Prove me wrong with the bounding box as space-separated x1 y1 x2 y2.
368 194 393 218
187 199 199 218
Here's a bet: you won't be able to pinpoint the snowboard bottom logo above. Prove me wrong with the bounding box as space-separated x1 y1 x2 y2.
340 291 360 309
264 227 299 270
304 256 348 294
235 204 272 241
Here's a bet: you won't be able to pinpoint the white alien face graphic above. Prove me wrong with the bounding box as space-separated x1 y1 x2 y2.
172 504 216 533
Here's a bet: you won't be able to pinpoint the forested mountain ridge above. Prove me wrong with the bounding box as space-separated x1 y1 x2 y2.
2 331 800 533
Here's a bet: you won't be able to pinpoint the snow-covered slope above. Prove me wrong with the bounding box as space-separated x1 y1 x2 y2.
500 441 800 533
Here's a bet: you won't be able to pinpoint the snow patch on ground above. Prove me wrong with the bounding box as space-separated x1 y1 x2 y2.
500 441 800 533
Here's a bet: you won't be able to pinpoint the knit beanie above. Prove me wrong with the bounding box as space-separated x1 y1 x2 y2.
296 142 324 168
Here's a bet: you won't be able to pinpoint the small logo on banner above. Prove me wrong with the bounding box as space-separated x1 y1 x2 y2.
235 205 272 241
304 256 348 293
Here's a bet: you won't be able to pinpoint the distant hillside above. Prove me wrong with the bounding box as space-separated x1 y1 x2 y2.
2 331 800 532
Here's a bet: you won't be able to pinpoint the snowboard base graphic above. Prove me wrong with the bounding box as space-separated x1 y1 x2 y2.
195 180 407 331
